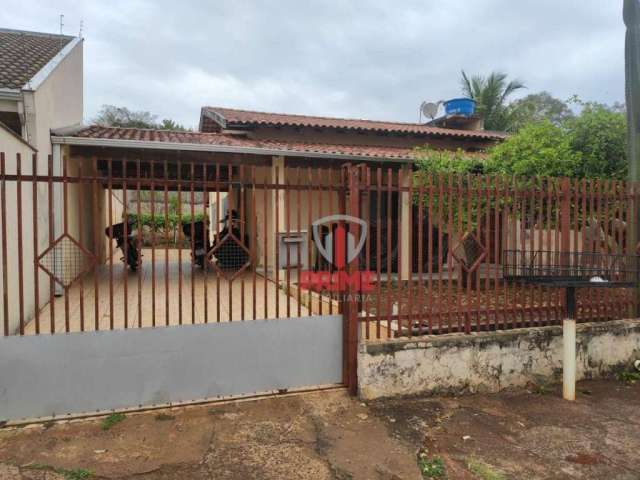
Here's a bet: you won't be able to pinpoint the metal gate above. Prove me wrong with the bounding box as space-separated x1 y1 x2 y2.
0 152 353 421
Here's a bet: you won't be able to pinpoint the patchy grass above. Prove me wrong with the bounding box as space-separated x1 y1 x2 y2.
25 463 93 479
101 412 126 430
417 450 447 479
467 457 506 480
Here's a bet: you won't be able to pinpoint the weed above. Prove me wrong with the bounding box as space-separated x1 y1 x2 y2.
25 464 93 479
154 413 175 421
417 450 447 479
467 457 506 480
101 412 126 430
617 370 640 385
60 468 93 480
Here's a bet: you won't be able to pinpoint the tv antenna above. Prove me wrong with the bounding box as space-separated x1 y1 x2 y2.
59 14 64 35
419 101 441 123
79 18 84 37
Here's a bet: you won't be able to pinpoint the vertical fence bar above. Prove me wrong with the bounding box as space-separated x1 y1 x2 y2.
203 163 209 324
215 164 221 323
176 161 183 325
396 169 403 335
48 155 55 333
62 154 70 332
122 160 129 329
284 166 291 318
0 153 8 335
32 154 40 334
239 165 246 321
136 159 142 328
494 176 502 329
375 168 382 339
426 176 434 335
107 158 114 329
91 157 100 330
190 162 195 324
262 166 268 320
164 159 170 326
149 160 156 327
227 164 234 321
407 169 414 336
77 163 85 332
318 167 325 316
296 167 302 318
274 165 280 319
417 179 425 336
16 154 24 334
328 169 336 316
251 166 257 320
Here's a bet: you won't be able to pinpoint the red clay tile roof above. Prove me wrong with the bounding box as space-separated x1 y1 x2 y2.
0 28 75 89
201 106 507 141
56 125 418 160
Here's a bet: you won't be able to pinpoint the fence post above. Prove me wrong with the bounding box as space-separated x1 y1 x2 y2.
341 165 360 396
630 182 640 317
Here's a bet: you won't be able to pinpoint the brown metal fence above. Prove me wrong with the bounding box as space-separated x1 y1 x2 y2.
348 165 638 340
0 154 637 342
0 153 346 336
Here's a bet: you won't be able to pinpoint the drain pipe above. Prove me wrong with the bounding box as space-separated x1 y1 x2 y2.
563 287 577 401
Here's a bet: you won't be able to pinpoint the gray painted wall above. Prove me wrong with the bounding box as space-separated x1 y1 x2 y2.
0 315 342 421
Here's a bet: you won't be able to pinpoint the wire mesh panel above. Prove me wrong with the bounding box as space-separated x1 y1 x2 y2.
503 250 640 287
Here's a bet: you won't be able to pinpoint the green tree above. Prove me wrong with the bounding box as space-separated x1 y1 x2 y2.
564 102 627 179
94 105 191 131
510 91 574 129
486 121 581 177
94 105 158 128
460 71 526 132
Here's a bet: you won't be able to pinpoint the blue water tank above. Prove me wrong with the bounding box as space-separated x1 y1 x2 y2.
443 98 476 116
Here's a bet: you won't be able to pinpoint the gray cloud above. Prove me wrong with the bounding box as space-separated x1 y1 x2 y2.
0 0 626 128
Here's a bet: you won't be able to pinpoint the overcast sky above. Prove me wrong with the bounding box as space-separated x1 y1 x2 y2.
1 1 627 128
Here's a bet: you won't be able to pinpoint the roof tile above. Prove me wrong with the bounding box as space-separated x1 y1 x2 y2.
60 125 419 160
201 106 507 141
0 28 74 89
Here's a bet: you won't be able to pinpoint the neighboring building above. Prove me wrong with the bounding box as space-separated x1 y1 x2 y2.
0 28 83 333
0 27 83 165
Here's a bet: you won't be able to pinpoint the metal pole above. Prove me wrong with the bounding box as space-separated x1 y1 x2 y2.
563 286 576 401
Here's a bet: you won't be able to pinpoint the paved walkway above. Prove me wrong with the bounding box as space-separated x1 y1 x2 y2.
25 249 307 334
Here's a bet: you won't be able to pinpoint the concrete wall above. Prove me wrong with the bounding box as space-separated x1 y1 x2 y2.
358 319 640 399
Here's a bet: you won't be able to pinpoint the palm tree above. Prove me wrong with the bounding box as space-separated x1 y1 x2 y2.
460 71 526 132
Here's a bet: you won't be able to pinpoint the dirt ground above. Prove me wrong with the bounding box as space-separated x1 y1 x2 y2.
0 380 639 480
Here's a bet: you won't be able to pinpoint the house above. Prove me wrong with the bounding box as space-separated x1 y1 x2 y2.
0 28 83 333
0 28 83 160
51 107 505 281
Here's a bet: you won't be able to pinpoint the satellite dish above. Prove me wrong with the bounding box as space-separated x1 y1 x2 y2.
420 101 441 121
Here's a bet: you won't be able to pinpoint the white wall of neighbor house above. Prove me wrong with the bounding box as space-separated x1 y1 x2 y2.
0 128 50 334
23 40 83 168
